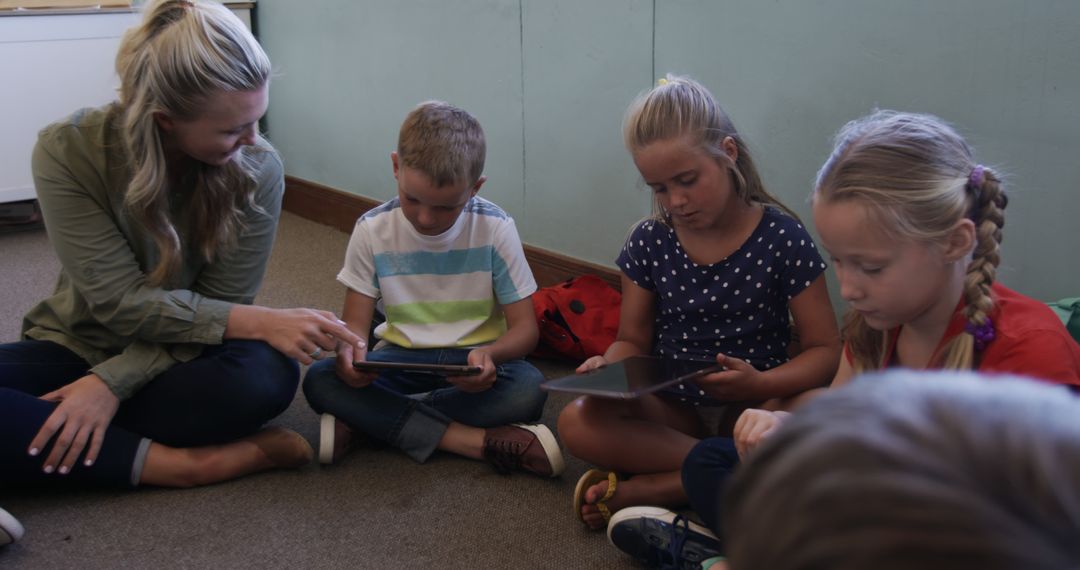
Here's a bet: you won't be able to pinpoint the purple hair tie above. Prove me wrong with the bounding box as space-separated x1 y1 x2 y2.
965 316 995 351
968 164 985 189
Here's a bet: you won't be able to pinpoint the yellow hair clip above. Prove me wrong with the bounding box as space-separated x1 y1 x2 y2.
657 78 668 86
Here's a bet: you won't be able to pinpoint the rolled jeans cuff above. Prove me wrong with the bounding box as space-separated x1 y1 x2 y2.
395 400 452 463
129 437 152 486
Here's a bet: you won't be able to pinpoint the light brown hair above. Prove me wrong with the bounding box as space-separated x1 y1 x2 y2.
814 111 1007 371
623 74 798 224
397 100 486 188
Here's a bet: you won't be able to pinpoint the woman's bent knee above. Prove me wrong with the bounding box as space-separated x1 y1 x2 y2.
212 340 298 425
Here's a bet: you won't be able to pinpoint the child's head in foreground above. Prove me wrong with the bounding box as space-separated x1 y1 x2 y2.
812 110 1008 371
723 370 1080 570
622 74 796 226
392 100 487 236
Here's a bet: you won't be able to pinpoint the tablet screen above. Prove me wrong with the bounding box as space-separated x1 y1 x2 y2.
541 355 721 399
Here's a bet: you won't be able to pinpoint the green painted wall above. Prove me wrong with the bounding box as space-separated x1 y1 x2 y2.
257 0 1080 305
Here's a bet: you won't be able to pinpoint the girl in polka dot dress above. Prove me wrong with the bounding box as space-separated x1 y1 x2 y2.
557 75 841 531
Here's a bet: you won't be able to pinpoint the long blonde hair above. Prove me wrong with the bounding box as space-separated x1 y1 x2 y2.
814 111 1007 372
116 0 272 285
623 74 798 224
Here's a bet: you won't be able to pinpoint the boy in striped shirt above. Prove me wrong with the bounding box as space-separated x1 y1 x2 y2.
303 101 563 477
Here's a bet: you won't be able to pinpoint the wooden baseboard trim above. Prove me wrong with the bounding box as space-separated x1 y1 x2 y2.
282 176 372 234
283 175 621 289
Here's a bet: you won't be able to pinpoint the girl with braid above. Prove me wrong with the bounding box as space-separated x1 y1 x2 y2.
610 110 1080 569
810 110 1080 383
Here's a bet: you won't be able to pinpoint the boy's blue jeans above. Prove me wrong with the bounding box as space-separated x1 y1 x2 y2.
303 345 547 463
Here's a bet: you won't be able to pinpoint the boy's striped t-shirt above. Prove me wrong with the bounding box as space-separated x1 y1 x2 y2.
338 196 537 348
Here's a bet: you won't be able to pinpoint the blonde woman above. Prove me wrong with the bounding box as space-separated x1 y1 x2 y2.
0 0 362 489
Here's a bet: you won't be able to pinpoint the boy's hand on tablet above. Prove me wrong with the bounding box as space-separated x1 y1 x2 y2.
336 339 375 388
449 349 496 393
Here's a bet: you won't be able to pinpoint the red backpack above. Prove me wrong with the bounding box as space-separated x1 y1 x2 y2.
530 275 621 362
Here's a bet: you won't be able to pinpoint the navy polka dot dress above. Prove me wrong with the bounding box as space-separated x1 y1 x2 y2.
617 206 826 405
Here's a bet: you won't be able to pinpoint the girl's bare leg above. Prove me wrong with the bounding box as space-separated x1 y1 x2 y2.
559 394 703 472
139 427 313 488
558 395 704 529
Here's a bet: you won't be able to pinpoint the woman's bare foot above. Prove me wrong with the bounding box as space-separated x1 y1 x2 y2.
250 427 314 468
141 427 313 487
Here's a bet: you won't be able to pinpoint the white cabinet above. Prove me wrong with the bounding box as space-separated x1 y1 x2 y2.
0 3 254 204
0 11 139 203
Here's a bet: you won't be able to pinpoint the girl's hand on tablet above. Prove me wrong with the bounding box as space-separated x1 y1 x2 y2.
698 352 767 401
576 355 608 374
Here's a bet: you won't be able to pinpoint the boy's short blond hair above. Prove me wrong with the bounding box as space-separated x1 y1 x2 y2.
397 100 486 188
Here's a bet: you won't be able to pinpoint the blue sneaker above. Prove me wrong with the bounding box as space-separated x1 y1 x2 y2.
608 506 722 569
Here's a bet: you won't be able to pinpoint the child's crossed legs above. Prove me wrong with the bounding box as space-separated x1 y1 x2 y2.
558 393 706 529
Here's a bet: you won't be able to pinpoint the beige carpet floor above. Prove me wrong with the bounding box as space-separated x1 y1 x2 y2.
0 212 642 569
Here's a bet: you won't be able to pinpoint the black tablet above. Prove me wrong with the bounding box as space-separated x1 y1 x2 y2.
352 361 482 375
541 355 723 399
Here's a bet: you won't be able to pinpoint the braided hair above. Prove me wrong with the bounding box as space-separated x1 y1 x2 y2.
814 110 1006 371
